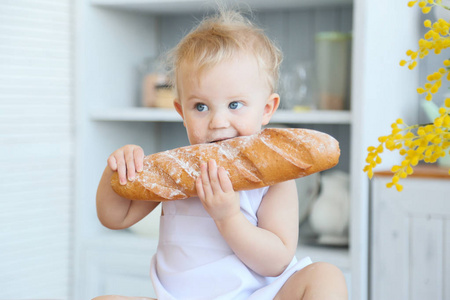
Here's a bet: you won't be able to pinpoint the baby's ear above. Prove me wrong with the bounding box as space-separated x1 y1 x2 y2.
173 100 186 126
174 99 183 118
262 93 280 126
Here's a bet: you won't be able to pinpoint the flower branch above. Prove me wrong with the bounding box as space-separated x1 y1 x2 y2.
364 1 450 190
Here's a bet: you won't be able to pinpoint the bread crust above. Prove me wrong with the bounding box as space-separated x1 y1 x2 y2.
111 128 340 201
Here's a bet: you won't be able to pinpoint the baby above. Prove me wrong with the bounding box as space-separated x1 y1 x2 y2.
95 9 347 300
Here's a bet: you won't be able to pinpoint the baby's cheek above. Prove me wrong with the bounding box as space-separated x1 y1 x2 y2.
187 128 205 145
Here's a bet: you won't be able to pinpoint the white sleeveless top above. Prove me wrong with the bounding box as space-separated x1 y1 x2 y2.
150 187 312 300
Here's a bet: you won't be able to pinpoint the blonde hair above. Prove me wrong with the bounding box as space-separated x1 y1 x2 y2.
167 9 283 95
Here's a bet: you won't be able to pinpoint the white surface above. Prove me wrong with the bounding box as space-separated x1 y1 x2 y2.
81 231 350 299
91 0 353 14
371 176 450 300
0 0 74 298
81 233 158 299
90 107 352 124
296 242 349 270
350 0 420 298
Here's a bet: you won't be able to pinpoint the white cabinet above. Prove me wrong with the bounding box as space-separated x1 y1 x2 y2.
371 167 450 300
91 0 353 13
80 233 158 299
75 0 421 299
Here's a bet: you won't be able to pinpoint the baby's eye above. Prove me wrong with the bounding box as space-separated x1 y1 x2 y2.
195 103 208 112
229 101 243 110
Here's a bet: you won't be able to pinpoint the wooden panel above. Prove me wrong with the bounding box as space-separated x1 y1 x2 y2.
0 0 74 298
371 176 450 300
371 179 410 300
286 10 314 63
91 0 353 14
338 6 353 32
375 165 450 179
157 6 354 78
80 234 159 299
410 216 443 300
445 220 450 299
314 7 340 32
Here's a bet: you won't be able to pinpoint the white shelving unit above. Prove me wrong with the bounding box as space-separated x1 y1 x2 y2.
90 107 352 124
75 0 421 299
91 0 353 14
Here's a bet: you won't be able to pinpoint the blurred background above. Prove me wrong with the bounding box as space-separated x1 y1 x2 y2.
1 0 449 299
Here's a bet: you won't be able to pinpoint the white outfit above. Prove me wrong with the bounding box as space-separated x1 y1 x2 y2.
150 187 312 300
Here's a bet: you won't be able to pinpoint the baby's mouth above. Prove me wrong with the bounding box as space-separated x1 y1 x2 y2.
209 137 234 143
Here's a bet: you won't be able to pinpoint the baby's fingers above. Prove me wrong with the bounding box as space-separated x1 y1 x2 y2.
107 145 144 185
200 162 213 196
218 167 233 192
134 147 144 173
107 155 118 171
109 151 127 185
196 162 211 200
196 176 205 200
125 149 137 181
207 160 221 191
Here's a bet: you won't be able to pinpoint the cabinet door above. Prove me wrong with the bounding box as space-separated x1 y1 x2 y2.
81 247 157 299
371 176 450 300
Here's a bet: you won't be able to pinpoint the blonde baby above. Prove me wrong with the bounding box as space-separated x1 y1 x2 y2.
95 9 347 300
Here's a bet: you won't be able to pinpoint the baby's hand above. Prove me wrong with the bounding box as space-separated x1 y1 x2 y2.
196 160 240 222
107 145 144 185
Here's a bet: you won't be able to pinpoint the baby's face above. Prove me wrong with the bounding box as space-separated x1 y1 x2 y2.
175 55 279 145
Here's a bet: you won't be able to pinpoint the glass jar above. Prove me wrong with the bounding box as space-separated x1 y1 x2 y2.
315 32 352 110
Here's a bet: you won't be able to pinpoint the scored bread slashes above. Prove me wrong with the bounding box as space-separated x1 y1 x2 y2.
111 128 340 201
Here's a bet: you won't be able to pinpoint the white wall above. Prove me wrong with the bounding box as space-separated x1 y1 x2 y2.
0 0 74 298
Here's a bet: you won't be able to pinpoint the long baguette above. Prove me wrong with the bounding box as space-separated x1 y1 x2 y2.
111 128 340 201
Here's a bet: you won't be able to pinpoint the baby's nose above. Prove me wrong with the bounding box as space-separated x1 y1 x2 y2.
209 112 230 129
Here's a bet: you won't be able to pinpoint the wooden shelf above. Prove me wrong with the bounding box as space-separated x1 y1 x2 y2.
91 0 353 14
90 107 352 124
91 107 183 122
374 164 450 179
271 109 351 124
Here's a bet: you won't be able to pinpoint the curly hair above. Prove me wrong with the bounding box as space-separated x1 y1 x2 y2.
167 9 283 95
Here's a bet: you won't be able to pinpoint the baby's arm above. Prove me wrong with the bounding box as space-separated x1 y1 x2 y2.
196 160 299 277
96 145 160 230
